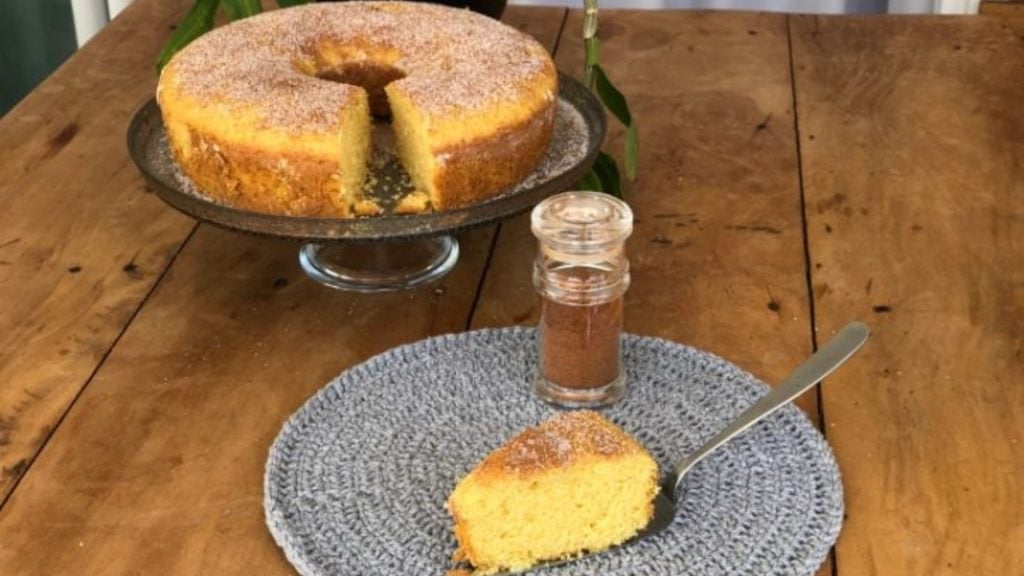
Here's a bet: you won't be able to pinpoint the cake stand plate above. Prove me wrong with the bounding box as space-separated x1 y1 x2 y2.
126 73 604 292
264 328 844 575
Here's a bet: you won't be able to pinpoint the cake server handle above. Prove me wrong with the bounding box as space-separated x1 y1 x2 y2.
670 322 870 500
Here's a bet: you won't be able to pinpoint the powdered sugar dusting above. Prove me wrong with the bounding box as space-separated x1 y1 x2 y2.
161 2 553 132
499 411 639 474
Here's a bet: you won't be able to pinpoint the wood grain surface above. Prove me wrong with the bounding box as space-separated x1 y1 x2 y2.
0 6 566 574
790 14 1024 575
3 4 1021 576
0 0 198 502
980 1 1024 16
980 1 1024 35
473 10 819 420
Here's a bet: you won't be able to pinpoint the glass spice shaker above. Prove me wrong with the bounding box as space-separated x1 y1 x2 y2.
531 191 634 407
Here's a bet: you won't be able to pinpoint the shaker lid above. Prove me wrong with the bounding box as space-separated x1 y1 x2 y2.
531 191 634 255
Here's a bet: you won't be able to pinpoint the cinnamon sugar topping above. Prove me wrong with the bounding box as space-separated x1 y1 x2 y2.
495 411 638 474
161 2 552 132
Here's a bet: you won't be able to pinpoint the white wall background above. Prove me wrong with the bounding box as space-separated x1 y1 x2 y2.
70 0 135 46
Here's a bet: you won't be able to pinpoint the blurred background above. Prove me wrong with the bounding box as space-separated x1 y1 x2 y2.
513 0 977 9
0 0 984 116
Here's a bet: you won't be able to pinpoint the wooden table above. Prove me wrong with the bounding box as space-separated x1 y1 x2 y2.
1 2 1021 574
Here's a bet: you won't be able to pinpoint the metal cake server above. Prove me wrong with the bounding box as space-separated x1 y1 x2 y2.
639 321 870 539
495 321 870 574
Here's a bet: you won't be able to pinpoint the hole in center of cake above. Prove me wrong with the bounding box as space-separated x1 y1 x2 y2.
315 63 406 120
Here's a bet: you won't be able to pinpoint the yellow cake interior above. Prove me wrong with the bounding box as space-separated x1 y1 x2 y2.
386 86 438 208
447 410 660 575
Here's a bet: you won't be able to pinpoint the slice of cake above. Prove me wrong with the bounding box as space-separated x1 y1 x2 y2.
447 411 660 574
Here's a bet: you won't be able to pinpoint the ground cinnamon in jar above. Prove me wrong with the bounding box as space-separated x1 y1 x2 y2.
539 297 623 389
531 191 633 407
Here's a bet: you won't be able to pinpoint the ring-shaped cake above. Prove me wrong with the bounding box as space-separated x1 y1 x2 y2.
157 1 558 217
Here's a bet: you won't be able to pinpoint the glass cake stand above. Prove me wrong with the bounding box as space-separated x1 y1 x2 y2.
126 73 605 292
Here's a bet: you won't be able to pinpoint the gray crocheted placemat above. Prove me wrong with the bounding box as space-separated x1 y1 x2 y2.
265 327 843 575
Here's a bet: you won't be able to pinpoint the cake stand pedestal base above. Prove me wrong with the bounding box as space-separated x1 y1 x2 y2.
299 236 459 293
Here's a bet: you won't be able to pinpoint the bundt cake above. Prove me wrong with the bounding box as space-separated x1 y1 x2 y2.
447 410 660 574
156 2 558 217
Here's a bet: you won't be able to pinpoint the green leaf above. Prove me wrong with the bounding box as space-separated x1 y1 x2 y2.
592 64 638 181
591 64 631 128
577 168 603 193
221 0 262 20
576 153 624 198
156 0 220 72
277 0 314 6
624 121 638 181
592 151 623 199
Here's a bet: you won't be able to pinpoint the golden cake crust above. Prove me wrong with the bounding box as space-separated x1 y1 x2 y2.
469 410 646 478
157 2 557 217
432 105 555 210
167 126 351 216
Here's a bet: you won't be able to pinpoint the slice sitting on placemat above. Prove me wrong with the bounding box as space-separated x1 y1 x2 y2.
446 410 660 575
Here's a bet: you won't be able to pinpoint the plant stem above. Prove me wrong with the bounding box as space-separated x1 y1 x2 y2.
583 0 600 89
